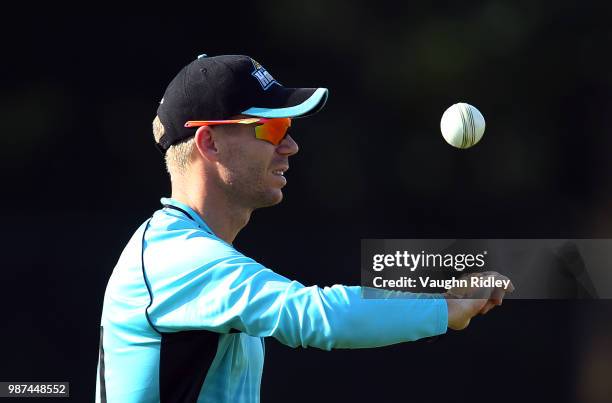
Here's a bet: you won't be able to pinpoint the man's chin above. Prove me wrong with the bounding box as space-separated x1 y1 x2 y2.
266 190 284 206
253 190 284 210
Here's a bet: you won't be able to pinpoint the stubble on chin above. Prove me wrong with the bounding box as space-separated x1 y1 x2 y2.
224 171 284 211
250 181 284 210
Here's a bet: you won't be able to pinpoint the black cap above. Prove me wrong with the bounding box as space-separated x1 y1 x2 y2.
156 54 329 153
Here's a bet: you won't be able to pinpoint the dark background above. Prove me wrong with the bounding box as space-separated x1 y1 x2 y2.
2 4 612 402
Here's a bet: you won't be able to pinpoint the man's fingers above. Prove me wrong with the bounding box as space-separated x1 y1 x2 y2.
480 282 513 314
490 287 506 305
466 298 489 316
477 299 502 315
476 272 515 297
448 271 514 324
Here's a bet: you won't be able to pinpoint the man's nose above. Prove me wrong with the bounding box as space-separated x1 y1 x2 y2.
276 134 299 156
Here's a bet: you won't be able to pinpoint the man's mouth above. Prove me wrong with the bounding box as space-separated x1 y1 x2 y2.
272 167 288 176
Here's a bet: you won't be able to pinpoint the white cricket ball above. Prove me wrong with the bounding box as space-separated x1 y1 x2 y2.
440 103 486 149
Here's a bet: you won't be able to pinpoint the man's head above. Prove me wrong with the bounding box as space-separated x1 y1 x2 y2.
198 115 299 208
155 113 298 208
153 54 327 209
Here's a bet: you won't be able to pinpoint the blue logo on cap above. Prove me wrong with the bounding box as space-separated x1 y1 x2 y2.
250 58 279 90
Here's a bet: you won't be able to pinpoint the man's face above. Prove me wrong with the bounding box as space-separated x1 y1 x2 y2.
213 117 299 209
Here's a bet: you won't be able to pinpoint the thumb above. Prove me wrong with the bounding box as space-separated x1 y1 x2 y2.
465 298 489 316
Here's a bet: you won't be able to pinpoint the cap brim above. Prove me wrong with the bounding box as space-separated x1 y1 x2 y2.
241 87 328 118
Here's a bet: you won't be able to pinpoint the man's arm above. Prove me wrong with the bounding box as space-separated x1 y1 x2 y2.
145 236 448 350
145 234 512 348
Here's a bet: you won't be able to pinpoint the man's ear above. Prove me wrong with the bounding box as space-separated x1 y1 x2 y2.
194 126 219 162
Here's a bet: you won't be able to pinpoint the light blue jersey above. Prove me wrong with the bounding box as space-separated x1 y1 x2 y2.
96 198 448 402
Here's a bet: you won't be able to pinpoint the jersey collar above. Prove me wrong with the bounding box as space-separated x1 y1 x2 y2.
160 197 216 236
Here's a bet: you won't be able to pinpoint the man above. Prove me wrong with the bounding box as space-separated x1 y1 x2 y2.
96 54 511 402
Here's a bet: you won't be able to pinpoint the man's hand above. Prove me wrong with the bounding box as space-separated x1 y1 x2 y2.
445 272 514 330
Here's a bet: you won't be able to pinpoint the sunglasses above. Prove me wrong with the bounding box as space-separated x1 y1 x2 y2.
184 117 292 145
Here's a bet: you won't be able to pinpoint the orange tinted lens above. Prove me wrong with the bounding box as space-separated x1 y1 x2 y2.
254 118 291 145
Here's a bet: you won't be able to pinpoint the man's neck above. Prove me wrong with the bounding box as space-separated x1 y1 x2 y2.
171 187 252 245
